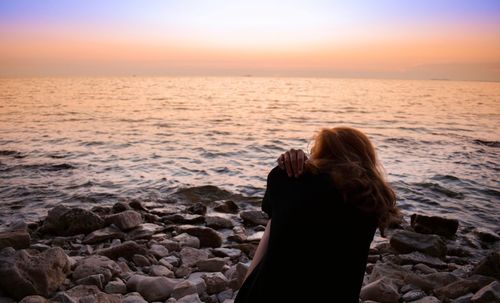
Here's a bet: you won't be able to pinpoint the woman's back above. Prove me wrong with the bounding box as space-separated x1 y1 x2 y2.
235 166 377 302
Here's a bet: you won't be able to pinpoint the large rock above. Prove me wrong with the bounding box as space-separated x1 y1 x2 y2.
411 214 459 237
471 281 500 303
196 257 227 272
64 284 121 303
0 247 70 299
180 247 209 267
97 241 147 260
73 255 121 283
239 211 268 226
172 280 198 299
434 275 495 300
213 200 239 214
205 216 234 229
83 227 124 244
360 278 400 303
177 225 223 248
0 230 30 249
174 233 201 249
41 205 104 236
126 274 179 302
202 272 228 294
106 210 142 231
472 251 500 279
390 230 446 257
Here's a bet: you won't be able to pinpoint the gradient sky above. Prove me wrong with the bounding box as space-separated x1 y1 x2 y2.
1 0 500 80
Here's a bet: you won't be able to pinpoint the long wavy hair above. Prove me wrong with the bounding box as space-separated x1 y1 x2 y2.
305 127 400 236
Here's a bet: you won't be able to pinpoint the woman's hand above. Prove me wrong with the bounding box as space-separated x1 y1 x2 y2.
277 149 308 177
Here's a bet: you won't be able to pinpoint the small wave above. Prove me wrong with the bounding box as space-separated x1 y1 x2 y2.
473 139 500 148
415 182 465 199
0 150 26 158
3 163 76 172
81 141 106 147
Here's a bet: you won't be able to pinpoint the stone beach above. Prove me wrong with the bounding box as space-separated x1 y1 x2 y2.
0 185 498 303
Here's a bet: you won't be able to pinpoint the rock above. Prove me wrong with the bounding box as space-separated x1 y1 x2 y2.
472 251 500 279
390 230 446 257
104 279 127 294
82 227 124 244
180 247 210 267
160 255 180 268
398 252 447 268
212 248 241 259
64 285 120 303
149 264 174 277
226 243 257 258
126 274 179 302
149 244 169 258
50 292 78 303
411 214 459 237
132 254 150 267
205 215 234 229
97 241 147 260
173 185 235 204
213 200 239 214
453 293 474 303
246 231 264 242
187 275 207 295
122 293 147 303
172 280 198 299
162 214 205 225
227 226 247 243
414 263 438 274
411 296 441 303
177 293 203 303
239 211 268 226
112 201 132 213
161 239 182 252
19 295 47 303
360 278 400 303
0 247 70 299
174 233 201 249
0 230 31 249
177 225 223 248
471 281 500 303
225 263 248 290
402 289 427 301
474 227 500 243
186 203 207 215
368 261 411 284
75 273 106 289
434 275 495 300
406 272 459 292
217 289 233 302
202 272 228 294
105 210 142 231
73 255 121 283
175 265 193 278
126 223 163 240
41 206 104 236
196 258 227 272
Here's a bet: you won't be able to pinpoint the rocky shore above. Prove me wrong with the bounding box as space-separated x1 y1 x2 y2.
0 185 498 303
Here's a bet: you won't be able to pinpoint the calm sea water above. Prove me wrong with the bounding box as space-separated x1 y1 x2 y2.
0 77 499 230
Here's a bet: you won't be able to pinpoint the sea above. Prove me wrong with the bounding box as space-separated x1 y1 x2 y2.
0 77 498 231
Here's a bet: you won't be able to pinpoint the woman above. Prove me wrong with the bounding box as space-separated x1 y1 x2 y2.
235 127 400 303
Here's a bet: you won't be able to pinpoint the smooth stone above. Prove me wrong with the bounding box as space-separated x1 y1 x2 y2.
186 203 207 215
472 251 500 279
217 289 233 302
176 225 223 248
83 227 124 244
402 289 427 302
161 239 182 252
126 223 163 240
227 226 247 243
175 265 193 278
172 280 198 299
202 272 228 294
411 296 441 303
75 274 106 289
160 255 180 268
205 216 234 229
122 293 147 303
126 275 179 302
398 251 447 268
173 233 200 249
196 258 227 272
471 281 500 303
187 275 207 295
0 247 70 300
111 202 132 213
212 248 241 259
180 247 210 267
177 293 203 303
410 214 459 237
132 254 150 267
149 264 174 277
225 263 248 290
246 232 264 242
97 241 147 260
213 200 239 214
239 211 268 226
41 206 104 236
360 278 400 303
63 284 121 302
474 227 500 243
414 263 438 274
162 214 205 225
18 296 47 303
149 244 169 258
390 230 446 257
434 275 495 300
104 279 127 294
73 255 121 283
0 230 31 249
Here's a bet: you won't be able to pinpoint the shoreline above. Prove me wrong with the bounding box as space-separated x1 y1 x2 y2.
0 185 499 303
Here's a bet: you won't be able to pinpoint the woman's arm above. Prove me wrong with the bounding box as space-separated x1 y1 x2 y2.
243 219 271 281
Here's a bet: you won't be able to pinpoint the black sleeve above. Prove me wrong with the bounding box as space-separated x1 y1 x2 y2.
262 167 279 218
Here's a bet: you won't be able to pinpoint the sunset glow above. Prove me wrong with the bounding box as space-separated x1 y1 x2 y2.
1 0 500 80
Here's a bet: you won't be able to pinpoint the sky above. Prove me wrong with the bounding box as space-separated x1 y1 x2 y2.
1 0 500 80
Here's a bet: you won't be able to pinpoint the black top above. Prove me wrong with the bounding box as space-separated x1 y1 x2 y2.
235 166 377 303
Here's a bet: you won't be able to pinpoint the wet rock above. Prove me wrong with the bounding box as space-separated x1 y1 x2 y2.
471 281 499 303
172 280 198 299
196 257 227 272
246 231 264 242
132 254 150 267
105 210 142 231
129 200 147 211
104 279 126 294
177 293 203 303
186 203 207 215
411 214 459 237
407 272 458 292
18 296 47 303
149 264 174 277
174 233 201 249
402 289 426 302
149 243 169 258
180 247 210 267
360 278 400 303
472 251 500 279
174 185 235 204
212 248 241 259
205 215 234 229
126 274 179 302
177 225 223 248
226 243 257 258
202 272 228 294
73 255 121 283
239 211 268 226
41 206 104 236
0 230 30 249
368 262 411 284
474 227 500 243
162 214 205 225
398 251 447 268
213 200 239 214
111 202 131 213
390 230 446 257
434 275 495 300
64 284 120 303
0 247 70 299
126 223 163 240
97 241 147 260
227 226 247 243
83 227 124 244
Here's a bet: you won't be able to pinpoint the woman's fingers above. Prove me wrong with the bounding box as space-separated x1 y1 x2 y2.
278 149 307 177
289 149 298 177
284 151 293 177
297 150 305 175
